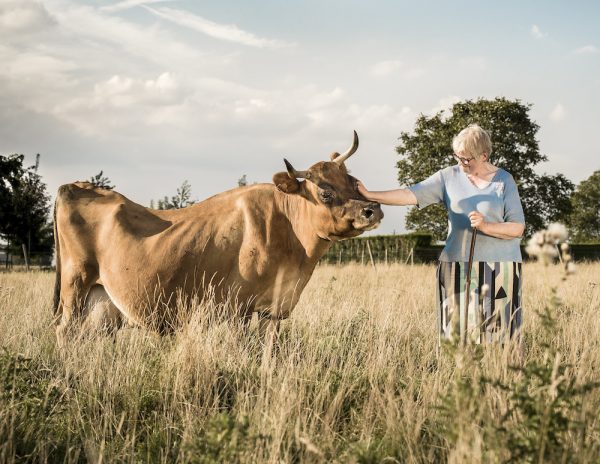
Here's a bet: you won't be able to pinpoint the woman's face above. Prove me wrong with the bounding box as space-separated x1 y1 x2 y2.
453 151 486 173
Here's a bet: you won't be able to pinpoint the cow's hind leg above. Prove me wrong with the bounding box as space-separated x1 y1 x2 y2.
56 265 97 352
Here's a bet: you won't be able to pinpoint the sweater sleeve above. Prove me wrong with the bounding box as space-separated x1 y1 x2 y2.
407 170 445 208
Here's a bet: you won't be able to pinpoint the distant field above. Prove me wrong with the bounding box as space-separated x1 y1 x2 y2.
1 262 599 462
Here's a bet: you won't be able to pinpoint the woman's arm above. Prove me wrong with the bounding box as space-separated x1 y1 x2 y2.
469 212 525 239
357 180 417 206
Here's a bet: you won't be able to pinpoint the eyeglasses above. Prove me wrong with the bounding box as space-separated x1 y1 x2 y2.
452 153 475 166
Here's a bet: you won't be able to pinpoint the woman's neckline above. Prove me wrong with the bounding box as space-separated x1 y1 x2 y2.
460 165 501 190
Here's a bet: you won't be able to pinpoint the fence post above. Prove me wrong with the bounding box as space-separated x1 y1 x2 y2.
405 247 414 265
22 244 30 271
366 240 376 269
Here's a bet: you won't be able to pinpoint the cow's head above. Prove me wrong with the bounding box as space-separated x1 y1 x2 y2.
272 131 383 240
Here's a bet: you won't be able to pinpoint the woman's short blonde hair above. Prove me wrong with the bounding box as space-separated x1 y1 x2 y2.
452 124 492 159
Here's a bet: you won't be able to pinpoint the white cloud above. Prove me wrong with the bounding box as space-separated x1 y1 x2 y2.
92 72 181 107
2 47 77 82
427 95 461 116
0 0 55 35
101 0 175 13
369 59 425 80
457 56 486 72
45 2 212 71
48 72 189 134
530 24 547 39
370 60 402 77
574 45 598 55
144 6 292 48
306 87 345 109
549 103 566 122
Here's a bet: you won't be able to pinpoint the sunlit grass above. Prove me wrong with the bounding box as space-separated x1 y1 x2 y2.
0 262 599 462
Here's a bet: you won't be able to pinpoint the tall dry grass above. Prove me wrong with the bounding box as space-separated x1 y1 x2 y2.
0 262 599 463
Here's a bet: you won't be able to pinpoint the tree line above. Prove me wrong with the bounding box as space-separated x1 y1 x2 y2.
1 98 599 266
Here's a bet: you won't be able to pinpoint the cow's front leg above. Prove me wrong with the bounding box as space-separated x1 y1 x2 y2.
56 266 97 353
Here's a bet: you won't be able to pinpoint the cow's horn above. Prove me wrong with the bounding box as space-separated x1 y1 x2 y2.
284 159 309 179
334 130 359 165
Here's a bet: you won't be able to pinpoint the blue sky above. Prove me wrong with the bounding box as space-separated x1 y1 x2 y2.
1 0 598 234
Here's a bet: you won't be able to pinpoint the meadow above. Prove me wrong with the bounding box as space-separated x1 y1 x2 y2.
1 262 599 463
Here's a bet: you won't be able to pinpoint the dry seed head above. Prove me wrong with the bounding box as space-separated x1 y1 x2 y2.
542 244 558 258
548 223 568 242
560 242 569 252
532 231 545 246
567 262 576 274
526 236 543 258
481 284 490 297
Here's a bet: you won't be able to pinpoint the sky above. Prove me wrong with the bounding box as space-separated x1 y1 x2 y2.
1 0 599 235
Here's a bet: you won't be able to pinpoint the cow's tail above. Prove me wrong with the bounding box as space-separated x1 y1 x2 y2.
52 196 61 318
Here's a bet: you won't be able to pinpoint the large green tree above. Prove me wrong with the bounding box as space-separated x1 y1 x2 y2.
569 170 600 243
396 98 574 240
0 154 53 263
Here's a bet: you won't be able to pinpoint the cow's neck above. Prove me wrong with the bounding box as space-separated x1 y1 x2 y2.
279 192 333 262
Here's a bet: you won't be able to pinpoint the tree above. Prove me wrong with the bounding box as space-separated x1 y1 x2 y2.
0 154 53 264
569 170 600 243
155 180 196 210
89 170 115 190
0 154 24 229
396 98 574 239
238 174 248 187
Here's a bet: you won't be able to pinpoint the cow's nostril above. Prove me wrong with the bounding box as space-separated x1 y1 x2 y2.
363 208 373 219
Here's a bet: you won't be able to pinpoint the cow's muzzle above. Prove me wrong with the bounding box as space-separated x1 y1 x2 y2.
355 202 383 230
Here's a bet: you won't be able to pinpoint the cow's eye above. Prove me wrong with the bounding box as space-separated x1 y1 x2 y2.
318 189 335 203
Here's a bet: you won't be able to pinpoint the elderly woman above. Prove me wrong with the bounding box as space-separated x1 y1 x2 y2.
357 124 525 343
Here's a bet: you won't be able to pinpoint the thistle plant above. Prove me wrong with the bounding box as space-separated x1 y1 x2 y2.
488 223 597 463
436 223 599 462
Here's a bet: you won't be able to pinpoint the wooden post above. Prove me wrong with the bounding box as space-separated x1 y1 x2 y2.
405 247 414 265
366 240 376 269
22 244 30 271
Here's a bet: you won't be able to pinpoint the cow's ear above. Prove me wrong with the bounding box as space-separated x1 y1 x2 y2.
273 172 301 194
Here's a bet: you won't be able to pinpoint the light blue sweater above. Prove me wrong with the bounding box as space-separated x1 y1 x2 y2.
408 165 525 262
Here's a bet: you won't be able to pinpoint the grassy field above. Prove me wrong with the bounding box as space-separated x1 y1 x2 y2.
1 262 599 463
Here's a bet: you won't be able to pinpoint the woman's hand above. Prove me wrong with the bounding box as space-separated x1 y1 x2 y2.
468 211 485 229
468 212 524 239
356 179 370 199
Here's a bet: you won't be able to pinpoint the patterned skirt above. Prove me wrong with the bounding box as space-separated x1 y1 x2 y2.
436 261 523 344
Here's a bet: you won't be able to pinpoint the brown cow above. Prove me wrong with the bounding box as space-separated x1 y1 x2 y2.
53 132 383 347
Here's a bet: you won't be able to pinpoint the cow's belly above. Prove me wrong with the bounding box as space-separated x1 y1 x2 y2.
95 234 243 326
82 284 125 332
94 220 312 325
